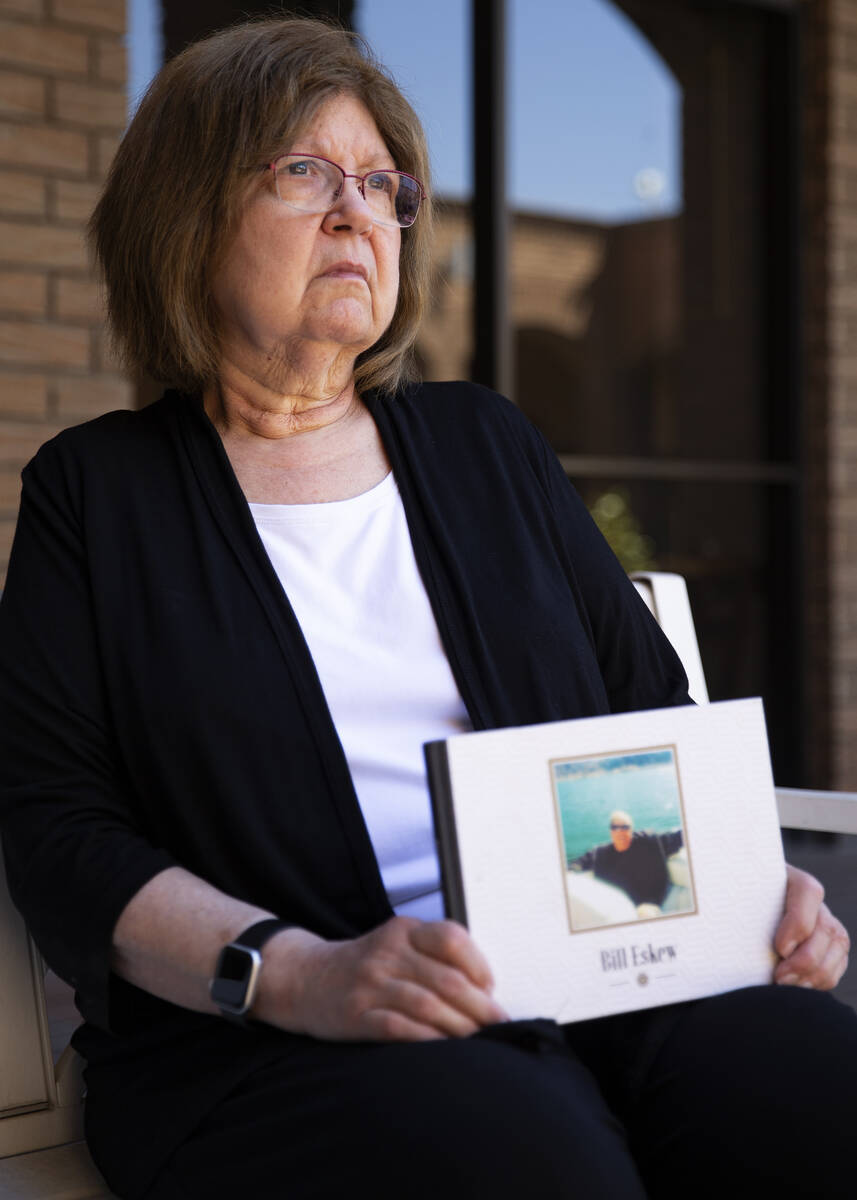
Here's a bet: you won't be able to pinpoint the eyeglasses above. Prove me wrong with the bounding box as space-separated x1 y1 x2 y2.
266 153 425 228
610 824 631 831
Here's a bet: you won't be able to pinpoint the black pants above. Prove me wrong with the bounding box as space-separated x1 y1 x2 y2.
144 985 857 1200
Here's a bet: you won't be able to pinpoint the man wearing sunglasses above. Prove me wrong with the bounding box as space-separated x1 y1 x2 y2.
569 810 684 912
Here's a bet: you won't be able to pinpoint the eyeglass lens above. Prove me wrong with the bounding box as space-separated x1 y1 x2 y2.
273 155 421 227
610 824 631 831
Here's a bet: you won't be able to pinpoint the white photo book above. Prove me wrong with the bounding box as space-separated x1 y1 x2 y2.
424 698 786 1024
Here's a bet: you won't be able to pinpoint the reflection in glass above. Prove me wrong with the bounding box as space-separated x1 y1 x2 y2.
509 0 684 460
355 0 473 382
506 1 799 779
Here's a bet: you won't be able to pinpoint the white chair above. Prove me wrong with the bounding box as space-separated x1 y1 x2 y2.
0 847 115 1196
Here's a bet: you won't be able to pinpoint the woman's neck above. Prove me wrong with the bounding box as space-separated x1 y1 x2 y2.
203 348 360 442
204 362 391 505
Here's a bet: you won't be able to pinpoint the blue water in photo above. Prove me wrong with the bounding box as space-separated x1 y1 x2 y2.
553 749 683 864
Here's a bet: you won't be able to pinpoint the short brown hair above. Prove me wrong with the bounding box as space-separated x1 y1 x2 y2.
89 17 433 395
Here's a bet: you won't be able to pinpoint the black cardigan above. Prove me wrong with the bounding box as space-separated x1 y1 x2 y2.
0 382 689 1193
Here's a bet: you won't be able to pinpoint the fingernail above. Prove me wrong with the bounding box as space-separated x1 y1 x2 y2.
799 981 815 989
777 974 799 986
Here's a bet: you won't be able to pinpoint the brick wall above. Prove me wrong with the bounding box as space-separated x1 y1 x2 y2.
803 0 857 788
0 0 130 585
827 0 857 789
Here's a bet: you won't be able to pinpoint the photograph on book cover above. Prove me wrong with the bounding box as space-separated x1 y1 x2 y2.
550 744 697 933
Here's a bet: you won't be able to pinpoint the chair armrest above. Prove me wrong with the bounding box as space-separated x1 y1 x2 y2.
775 787 857 835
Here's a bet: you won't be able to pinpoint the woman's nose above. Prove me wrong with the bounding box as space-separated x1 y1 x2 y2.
322 176 374 234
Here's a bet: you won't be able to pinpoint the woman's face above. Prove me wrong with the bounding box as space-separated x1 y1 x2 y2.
211 92 401 387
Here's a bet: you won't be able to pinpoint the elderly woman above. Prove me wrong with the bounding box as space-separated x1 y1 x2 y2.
0 17 854 1200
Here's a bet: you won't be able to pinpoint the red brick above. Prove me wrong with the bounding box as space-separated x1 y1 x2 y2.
0 121 87 174
0 462 19 508
55 373 131 417
825 62 857 94
0 516 17 582
90 325 121 371
94 36 125 86
0 218 86 268
0 319 88 367
54 79 125 130
55 274 101 322
54 177 100 223
0 268 45 314
0 68 46 118
0 18 88 75
829 139 857 169
94 130 120 175
0 0 44 16
829 285 857 314
0 416 61 461
0 170 44 216
830 34 857 72
53 0 124 35
831 0 857 30
0 369 46 415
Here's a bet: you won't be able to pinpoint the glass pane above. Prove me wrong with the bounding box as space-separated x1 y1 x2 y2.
129 0 164 117
510 1 681 223
355 0 474 382
508 0 777 464
577 474 796 780
509 1 800 780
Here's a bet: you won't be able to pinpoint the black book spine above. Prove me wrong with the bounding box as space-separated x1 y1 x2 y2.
423 739 469 926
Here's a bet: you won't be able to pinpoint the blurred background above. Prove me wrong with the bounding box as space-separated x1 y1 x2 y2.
0 0 853 801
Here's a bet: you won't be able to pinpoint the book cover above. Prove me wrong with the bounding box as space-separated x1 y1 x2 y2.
424 698 785 1024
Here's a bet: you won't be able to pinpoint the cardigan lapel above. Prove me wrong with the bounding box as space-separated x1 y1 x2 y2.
171 392 394 924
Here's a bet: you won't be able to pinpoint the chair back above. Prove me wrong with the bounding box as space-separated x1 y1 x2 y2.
0 845 53 1121
631 572 710 704
0 842 86 1157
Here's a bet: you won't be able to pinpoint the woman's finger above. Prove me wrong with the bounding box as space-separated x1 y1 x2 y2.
776 933 847 990
375 977 485 1038
774 902 849 988
356 919 507 1033
804 906 849 989
284 919 506 1041
409 918 497 990
406 955 508 1027
358 1005 449 1043
775 922 833 985
812 934 850 990
774 865 825 959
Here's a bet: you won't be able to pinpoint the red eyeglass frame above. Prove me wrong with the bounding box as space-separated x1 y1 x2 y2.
263 151 427 226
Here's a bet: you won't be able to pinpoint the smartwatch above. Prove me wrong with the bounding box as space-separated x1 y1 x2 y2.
209 917 292 1021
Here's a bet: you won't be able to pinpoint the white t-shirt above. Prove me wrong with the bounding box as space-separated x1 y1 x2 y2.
249 472 470 921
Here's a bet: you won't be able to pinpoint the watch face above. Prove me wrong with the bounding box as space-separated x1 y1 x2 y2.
210 944 261 1015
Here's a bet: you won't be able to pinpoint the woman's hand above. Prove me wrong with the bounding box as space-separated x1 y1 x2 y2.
773 864 850 990
257 917 509 1042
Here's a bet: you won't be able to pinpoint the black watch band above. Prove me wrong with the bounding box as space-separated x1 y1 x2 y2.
209 918 293 1022
232 918 293 953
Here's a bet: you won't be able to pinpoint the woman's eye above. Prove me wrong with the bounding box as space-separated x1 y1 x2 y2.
286 160 313 177
367 173 394 194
